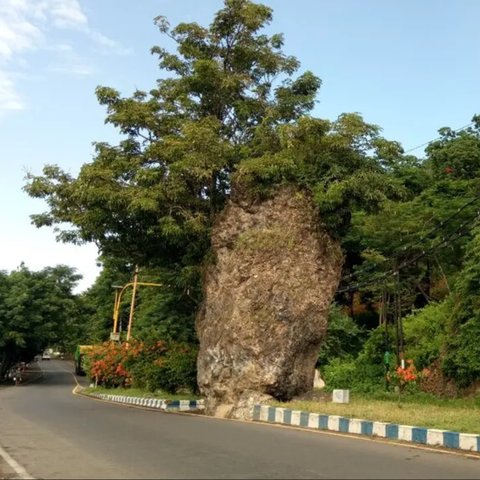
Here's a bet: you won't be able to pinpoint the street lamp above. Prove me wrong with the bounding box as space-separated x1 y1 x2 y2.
111 267 163 341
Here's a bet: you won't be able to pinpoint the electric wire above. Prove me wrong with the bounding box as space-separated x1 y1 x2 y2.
403 122 474 154
340 194 480 282
337 212 480 294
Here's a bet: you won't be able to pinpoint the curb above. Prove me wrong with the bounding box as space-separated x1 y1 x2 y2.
88 392 205 412
253 405 480 453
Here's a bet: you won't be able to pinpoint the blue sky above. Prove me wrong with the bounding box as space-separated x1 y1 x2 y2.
0 0 479 292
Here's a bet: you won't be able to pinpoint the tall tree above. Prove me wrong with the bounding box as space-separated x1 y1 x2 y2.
25 0 320 272
24 1 403 408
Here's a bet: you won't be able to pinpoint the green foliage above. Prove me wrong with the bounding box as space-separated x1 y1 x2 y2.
24 0 321 269
0 264 82 379
441 227 480 386
130 342 198 394
403 299 451 370
322 357 357 389
87 339 198 393
321 327 390 393
317 304 365 367
442 318 480 387
426 116 480 180
322 357 385 394
236 114 404 236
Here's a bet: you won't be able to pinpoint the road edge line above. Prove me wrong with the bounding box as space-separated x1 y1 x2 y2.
0 445 34 480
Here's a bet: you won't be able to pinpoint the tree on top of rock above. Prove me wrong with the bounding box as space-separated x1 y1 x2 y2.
25 0 400 271
24 1 406 411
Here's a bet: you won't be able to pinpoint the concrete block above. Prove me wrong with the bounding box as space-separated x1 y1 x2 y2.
332 389 350 403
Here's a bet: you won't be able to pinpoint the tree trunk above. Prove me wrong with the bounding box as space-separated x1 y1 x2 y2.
196 187 343 418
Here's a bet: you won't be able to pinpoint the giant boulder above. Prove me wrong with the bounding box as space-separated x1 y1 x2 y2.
196 187 343 418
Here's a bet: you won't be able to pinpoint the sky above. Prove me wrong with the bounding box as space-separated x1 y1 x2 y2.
0 0 479 293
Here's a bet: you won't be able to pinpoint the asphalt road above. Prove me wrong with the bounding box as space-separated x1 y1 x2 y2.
0 360 479 479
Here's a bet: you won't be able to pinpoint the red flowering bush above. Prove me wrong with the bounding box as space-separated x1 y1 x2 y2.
85 339 198 393
85 341 136 387
387 359 430 394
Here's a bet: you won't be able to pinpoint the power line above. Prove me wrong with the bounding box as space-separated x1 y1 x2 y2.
341 194 480 283
404 122 474 154
337 212 480 294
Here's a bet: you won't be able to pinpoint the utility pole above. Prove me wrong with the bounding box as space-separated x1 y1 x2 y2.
126 266 139 342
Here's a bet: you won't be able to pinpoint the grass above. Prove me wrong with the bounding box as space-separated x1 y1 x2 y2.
83 386 201 401
271 391 480 435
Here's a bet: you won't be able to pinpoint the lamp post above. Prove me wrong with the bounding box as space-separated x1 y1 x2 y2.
111 269 163 341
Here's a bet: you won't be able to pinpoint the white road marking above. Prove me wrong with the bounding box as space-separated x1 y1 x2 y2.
0 444 34 479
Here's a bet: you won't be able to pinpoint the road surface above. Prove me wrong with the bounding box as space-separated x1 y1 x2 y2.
0 360 478 479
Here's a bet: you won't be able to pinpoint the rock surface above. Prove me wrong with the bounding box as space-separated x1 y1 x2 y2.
196 187 343 416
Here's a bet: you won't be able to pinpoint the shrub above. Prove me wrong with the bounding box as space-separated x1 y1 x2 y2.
322 356 386 393
85 341 133 388
317 304 366 367
127 341 198 393
403 299 451 370
322 357 357 389
85 339 198 393
442 317 480 387
321 325 393 394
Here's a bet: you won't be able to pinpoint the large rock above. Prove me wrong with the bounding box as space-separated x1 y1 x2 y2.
196 187 343 416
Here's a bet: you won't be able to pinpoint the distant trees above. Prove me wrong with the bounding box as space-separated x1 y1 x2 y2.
0 264 82 380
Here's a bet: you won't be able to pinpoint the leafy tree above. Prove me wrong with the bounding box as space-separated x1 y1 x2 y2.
24 0 320 271
23 1 404 389
0 265 81 379
442 227 480 386
426 116 480 180
25 0 401 276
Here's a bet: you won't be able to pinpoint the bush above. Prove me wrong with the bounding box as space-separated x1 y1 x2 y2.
85 342 132 388
321 326 393 394
442 317 480 387
403 299 451 370
322 357 357 389
322 356 386 393
128 341 198 393
317 304 366 367
85 339 198 393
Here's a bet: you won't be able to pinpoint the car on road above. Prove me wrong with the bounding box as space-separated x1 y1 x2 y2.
41 352 51 360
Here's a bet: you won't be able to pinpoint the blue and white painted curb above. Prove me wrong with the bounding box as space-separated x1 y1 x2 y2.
253 405 480 453
89 393 204 412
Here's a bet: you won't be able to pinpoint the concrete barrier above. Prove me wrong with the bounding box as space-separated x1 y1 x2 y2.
252 405 480 453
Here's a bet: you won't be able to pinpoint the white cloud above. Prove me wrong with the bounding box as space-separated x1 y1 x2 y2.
0 13 43 60
48 62 94 76
48 0 88 28
88 30 134 56
48 43 73 52
0 72 25 113
0 0 132 115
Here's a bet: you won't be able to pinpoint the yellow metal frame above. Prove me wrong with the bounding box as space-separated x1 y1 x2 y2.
112 268 162 341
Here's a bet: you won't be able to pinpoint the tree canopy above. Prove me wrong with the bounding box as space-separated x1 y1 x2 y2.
0 265 82 379
25 0 401 273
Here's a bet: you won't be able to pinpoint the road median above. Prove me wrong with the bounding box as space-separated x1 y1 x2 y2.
77 387 204 413
253 404 480 455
